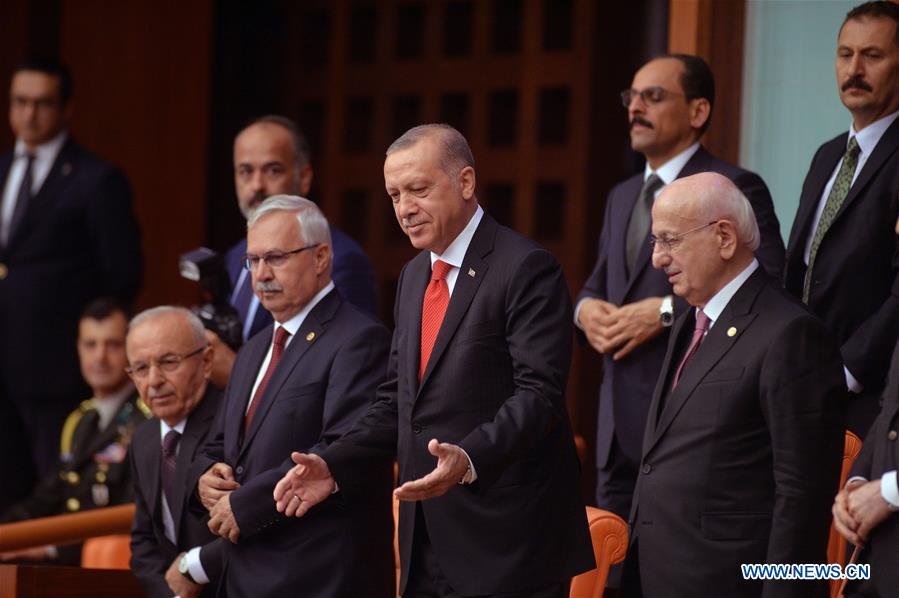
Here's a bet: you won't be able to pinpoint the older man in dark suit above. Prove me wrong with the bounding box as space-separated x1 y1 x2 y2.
193 195 394 597
274 124 594 597
784 0 899 438
576 55 785 546
623 173 845 598
0 58 142 509
128 307 223 598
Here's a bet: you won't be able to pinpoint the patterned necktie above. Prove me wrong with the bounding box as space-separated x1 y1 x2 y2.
2 153 34 247
244 326 291 433
420 260 452 381
161 429 181 510
625 174 664 276
671 309 711 390
803 137 861 303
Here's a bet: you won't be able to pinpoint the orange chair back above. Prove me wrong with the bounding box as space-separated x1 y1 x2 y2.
827 430 863 598
569 506 629 598
81 534 132 570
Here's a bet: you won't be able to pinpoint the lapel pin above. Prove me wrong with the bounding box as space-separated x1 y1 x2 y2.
306 332 315 341
468 268 476 277
62 163 72 176
727 327 737 337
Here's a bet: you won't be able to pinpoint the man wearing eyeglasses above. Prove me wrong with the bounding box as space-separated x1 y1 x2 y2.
574 54 785 576
127 306 223 598
190 195 394 597
784 0 899 440
622 172 844 597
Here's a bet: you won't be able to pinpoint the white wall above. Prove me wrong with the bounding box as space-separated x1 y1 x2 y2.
740 0 856 240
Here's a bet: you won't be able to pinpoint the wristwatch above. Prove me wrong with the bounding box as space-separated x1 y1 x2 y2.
659 295 674 328
178 553 196 583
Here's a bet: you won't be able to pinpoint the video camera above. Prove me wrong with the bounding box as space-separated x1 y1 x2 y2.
179 248 243 352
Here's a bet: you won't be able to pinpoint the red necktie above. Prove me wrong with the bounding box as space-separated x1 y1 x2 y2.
244 326 291 432
420 260 452 381
671 309 710 390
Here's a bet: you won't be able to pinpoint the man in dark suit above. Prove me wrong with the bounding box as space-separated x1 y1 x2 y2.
206 115 376 388
193 195 394 597
576 54 785 539
274 124 594 597
622 173 845 597
127 306 224 598
0 58 142 509
784 1 899 438
0 298 147 564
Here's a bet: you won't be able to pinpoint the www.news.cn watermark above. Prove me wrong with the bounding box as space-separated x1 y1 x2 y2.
741 563 870 581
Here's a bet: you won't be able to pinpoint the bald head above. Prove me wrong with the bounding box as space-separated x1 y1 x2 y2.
650 173 759 307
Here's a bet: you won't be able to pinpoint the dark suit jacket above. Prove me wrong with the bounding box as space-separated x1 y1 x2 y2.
785 118 899 437
130 387 224 598
627 268 845 598
845 342 899 598
189 289 395 598
324 213 594 595
225 225 377 337
0 137 142 496
577 147 786 469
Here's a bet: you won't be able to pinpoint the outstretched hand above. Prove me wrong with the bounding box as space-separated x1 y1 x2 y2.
394 438 470 502
273 452 336 517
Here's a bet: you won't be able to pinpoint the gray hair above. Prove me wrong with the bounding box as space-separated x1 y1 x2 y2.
691 176 761 251
246 195 332 248
129 306 206 346
386 124 475 177
244 115 311 168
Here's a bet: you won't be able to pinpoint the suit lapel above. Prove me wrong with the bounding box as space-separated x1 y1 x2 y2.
238 291 339 457
646 269 766 454
226 335 268 460
644 309 691 444
417 216 494 399
786 136 846 258
833 118 899 224
404 253 430 399
171 389 216 532
144 421 163 523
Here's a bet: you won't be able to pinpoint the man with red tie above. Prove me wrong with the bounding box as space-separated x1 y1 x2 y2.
190 195 394 597
622 173 845 597
274 124 594 597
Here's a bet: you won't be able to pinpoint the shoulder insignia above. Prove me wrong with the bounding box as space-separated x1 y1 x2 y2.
136 397 152 418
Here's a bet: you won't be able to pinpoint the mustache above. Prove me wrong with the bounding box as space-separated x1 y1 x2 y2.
401 217 426 228
842 75 872 92
255 281 283 292
147 387 172 399
630 116 653 130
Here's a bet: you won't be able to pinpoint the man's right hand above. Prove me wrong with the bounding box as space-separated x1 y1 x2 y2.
577 298 618 353
198 462 240 512
832 478 866 546
165 553 201 598
205 330 236 389
273 453 336 517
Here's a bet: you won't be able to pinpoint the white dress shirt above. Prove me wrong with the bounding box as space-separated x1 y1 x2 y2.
92 382 135 430
699 259 759 329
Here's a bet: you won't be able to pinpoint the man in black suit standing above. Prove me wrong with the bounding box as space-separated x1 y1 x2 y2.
0 58 142 509
785 0 899 438
622 173 845 597
274 124 594 597
128 307 223 598
193 195 394 597
576 54 785 542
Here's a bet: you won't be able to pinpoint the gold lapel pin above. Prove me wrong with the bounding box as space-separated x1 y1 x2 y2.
727 327 737 337
468 268 476 277
306 332 315 341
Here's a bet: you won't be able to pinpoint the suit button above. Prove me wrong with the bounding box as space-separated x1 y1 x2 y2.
889 430 897 441
236 466 244 475
66 498 80 512
412 423 422 434
641 463 652 474
0 263 7 280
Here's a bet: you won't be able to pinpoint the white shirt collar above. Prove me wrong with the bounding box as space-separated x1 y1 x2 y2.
15 129 68 162
159 417 187 441
849 109 899 158
92 381 135 430
275 280 336 337
700 258 759 326
644 142 701 186
430 205 484 269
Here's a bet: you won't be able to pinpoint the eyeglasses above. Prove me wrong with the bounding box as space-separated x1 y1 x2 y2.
620 86 685 108
126 346 206 379
649 221 719 253
243 245 319 271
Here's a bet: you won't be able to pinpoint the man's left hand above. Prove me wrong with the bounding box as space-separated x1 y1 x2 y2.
208 494 241 543
596 297 664 360
394 439 470 502
848 479 894 542
165 553 201 598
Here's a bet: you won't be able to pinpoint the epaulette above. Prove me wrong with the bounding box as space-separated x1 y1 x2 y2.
60 399 96 457
136 397 152 418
